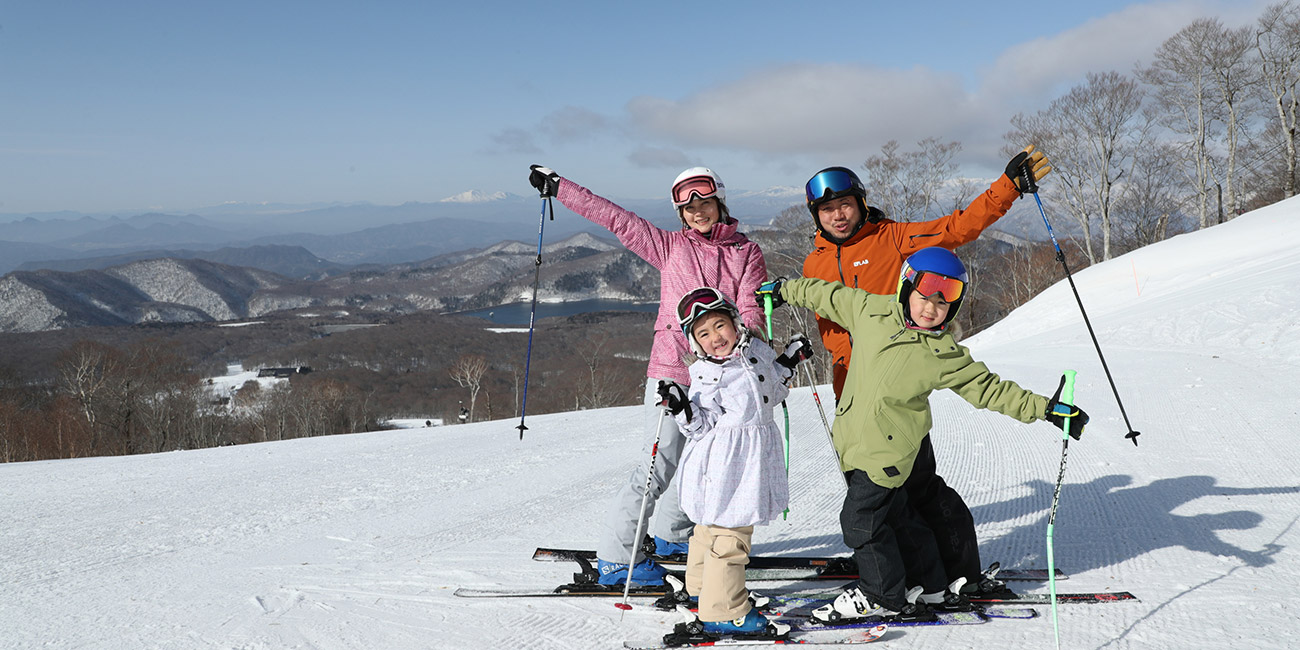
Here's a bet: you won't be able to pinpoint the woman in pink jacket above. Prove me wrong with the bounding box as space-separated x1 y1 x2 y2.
528 165 768 587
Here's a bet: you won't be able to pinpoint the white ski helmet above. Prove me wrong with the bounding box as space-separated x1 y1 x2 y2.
670 167 727 209
676 286 746 359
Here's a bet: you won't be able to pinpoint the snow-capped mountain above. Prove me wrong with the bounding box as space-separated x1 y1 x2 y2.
438 190 518 203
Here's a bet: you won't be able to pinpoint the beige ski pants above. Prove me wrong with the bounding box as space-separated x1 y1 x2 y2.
685 523 753 622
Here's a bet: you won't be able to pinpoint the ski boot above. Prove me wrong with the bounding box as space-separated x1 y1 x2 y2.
961 562 1020 600
653 574 771 611
921 577 975 612
652 536 690 563
663 606 790 647
596 557 667 587
811 586 898 625
890 586 937 622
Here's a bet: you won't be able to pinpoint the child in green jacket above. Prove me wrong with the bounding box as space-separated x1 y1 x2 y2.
756 247 1088 624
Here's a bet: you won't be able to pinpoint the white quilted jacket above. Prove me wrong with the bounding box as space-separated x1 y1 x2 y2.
674 337 791 528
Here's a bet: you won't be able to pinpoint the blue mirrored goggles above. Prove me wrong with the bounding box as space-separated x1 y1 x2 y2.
805 169 859 203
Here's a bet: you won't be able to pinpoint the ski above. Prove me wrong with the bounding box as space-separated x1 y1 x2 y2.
768 594 1036 627
624 624 888 649
970 591 1138 605
532 547 1066 581
788 610 988 628
767 589 1134 609
453 584 669 598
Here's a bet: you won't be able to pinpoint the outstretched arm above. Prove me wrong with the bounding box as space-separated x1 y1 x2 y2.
550 175 674 269
778 277 873 334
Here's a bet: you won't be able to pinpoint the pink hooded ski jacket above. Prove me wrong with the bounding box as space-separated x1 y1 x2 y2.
556 179 768 385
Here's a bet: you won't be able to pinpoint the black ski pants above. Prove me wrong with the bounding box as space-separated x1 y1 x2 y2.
903 435 981 587
840 469 946 611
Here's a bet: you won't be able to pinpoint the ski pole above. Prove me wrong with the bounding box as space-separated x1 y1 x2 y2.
516 196 553 440
616 405 669 612
1031 192 1141 446
801 360 848 489
1046 369 1077 650
763 294 791 520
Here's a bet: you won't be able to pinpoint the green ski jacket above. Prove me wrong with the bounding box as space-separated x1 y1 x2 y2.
781 277 1050 488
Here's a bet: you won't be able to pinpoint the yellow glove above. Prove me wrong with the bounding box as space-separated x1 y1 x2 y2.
1005 145 1052 193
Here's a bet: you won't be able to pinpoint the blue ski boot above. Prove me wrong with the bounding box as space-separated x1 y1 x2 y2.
700 607 788 636
664 606 789 646
652 536 690 560
654 574 771 611
596 557 667 586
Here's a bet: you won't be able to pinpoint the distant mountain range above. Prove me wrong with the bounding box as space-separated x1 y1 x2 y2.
0 187 1068 333
0 232 661 333
0 187 811 273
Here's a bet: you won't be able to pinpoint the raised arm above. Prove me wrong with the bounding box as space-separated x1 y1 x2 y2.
529 165 674 268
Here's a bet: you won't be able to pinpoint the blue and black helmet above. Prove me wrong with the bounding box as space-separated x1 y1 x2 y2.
897 247 969 332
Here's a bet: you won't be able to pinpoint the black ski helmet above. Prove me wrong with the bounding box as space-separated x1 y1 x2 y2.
805 166 883 239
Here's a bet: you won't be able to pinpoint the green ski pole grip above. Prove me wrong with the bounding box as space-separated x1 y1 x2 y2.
1060 369 1077 441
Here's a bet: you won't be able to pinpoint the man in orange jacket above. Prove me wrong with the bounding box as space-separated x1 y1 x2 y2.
800 145 1050 594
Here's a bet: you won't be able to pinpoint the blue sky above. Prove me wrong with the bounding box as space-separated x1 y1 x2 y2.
0 0 1269 215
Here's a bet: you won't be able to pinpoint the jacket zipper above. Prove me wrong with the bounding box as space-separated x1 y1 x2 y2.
834 244 856 287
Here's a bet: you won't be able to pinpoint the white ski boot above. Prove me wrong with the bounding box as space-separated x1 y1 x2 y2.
921 577 974 612
811 586 898 624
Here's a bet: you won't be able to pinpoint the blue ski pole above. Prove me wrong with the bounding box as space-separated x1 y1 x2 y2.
1029 190 1141 446
516 196 552 439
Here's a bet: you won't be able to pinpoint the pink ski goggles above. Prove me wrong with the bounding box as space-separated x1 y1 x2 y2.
671 176 719 207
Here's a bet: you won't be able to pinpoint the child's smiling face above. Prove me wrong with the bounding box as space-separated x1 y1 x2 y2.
690 311 739 357
908 290 951 330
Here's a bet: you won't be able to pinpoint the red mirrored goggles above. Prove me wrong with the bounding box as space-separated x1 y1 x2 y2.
671 176 719 207
676 287 730 328
906 269 965 302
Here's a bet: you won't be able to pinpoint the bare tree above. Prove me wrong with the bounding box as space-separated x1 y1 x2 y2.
575 336 622 410
56 341 122 455
1113 141 1187 253
1141 19 1226 229
1256 1 1300 198
1008 71 1148 263
861 138 962 222
1205 20 1260 218
449 355 488 422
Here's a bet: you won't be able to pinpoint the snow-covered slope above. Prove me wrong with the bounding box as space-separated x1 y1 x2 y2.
4 198 1300 649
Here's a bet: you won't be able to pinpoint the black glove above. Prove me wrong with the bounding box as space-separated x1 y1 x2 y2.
1005 146 1051 194
755 278 786 311
656 380 692 422
1044 375 1088 440
528 165 561 198
776 333 813 370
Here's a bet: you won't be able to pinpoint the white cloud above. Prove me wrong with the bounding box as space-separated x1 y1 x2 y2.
541 105 621 143
627 63 976 157
978 1 1259 104
619 0 1276 172
484 127 541 155
626 146 692 169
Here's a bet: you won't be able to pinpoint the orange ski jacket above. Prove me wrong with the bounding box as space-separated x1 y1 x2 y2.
801 174 1021 399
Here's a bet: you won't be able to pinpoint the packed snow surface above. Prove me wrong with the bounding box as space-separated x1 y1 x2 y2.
5 197 1300 649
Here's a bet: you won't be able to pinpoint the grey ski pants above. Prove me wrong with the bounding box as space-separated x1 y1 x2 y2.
596 378 695 564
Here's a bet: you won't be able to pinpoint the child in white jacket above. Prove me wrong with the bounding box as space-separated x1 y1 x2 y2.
656 287 812 642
